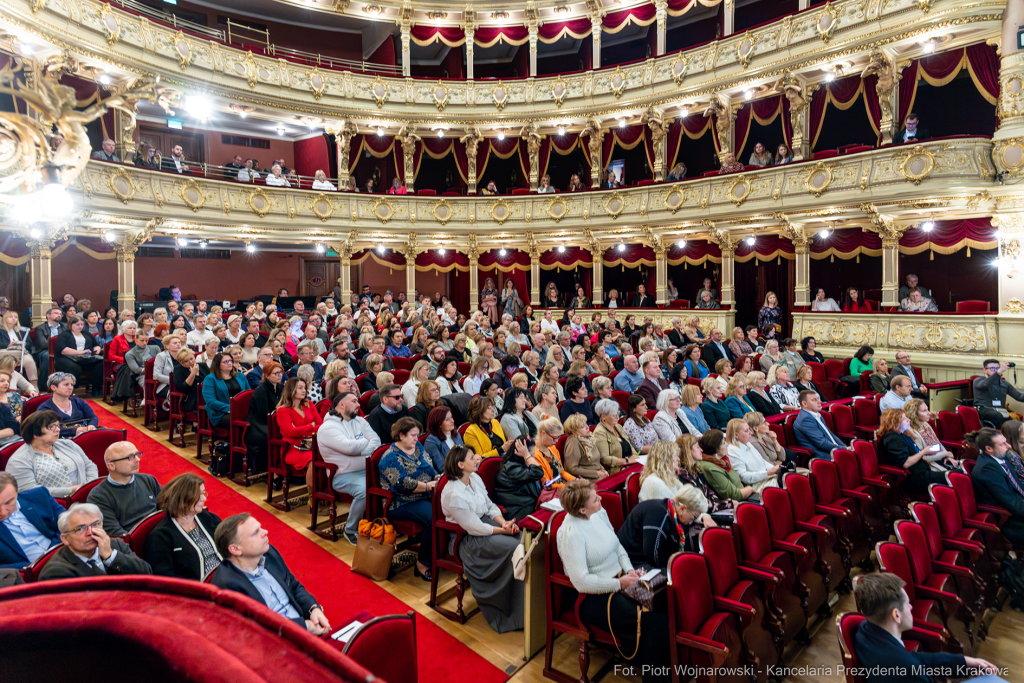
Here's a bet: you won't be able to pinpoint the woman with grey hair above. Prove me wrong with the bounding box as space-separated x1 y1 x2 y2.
295 364 322 403
617 484 710 568
7 409 98 498
37 373 98 437
591 398 638 475
652 389 703 441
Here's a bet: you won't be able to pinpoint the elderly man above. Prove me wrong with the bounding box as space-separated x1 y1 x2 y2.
614 354 644 393
86 442 161 537
898 274 932 302
246 346 276 390
211 513 330 634
0 472 63 569
91 138 120 162
287 341 325 382
703 328 736 367
38 503 152 579
891 351 928 402
879 376 913 413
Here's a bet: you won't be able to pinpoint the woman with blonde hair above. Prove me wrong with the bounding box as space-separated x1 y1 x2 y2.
714 358 733 392
759 339 784 374
743 411 796 469
876 407 948 496
792 364 819 397
905 397 959 471
700 376 730 430
402 359 432 408
478 341 500 374
728 326 753 358
409 326 430 356
638 439 684 502
746 370 782 417
725 417 781 493
0 311 36 384
724 376 755 418
869 357 891 395
676 434 732 512
547 346 569 375
767 364 800 412
462 356 491 396
679 384 710 432
562 412 606 481
411 379 441 426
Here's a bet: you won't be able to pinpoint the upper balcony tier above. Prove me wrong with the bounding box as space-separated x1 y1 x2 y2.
69 136 999 249
2 0 1001 123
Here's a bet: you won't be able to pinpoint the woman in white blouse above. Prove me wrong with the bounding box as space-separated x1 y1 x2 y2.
638 439 684 503
402 360 432 408
767 364 800 412
265 164 291 187
311 170 337 191
440 445 524 633
7 410 98 499
725 418 780 494
810 288 841 312
555 479 670 682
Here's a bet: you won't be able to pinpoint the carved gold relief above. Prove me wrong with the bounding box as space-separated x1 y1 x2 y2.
489 197 512 225
671 53 689 86
610 66 626 99
173 31 194 69
98 3 121 45
736 32 755 68
895 145 936 185
1006 298 1024 314
432 80 450 112
371 196 396 224
551 75 567 107
178 179 206 212
994 137 1024 178
309 67 326 100
371 74 387 108
816 2 838 43
603 191 626 218
431 198 453 226
248 189 272 217
804 161 835 198
723 175 752 207
309 193 334 221
546 196 568 223
664 186 686 214
492 81 509 111
108 167 137 204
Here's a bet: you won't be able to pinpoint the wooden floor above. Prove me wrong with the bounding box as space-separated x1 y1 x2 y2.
101 401 1024 682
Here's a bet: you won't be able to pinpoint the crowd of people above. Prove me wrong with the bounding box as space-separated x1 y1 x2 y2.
0 270 1019 682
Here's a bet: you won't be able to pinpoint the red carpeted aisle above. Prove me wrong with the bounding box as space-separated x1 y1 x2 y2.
91 403 508 683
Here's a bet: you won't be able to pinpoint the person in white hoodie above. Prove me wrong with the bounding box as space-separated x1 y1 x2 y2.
317 391 381 545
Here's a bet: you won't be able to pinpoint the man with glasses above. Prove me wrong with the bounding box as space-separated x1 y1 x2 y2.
973 359 1024 428
87 442 162 537
891 351 929 404
366 383 410 445
38 502 152 580
0 471 63 570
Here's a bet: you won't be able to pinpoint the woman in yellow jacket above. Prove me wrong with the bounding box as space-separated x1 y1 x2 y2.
463 395 513 458
591 398 639 476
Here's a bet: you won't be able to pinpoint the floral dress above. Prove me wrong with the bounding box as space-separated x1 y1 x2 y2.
623 417 658 453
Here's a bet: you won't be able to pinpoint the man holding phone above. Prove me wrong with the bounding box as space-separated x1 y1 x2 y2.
973 359 1024 428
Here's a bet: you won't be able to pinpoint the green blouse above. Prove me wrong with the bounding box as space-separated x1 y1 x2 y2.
696 460 745 501
849 357 873 377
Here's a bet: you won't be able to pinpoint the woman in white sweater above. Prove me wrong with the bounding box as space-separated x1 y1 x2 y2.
555 480 670 683
638 439 684 503
440 445 524 633
725 418 780 494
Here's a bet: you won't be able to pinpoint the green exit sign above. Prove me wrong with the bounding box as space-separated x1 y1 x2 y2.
326 248 338 257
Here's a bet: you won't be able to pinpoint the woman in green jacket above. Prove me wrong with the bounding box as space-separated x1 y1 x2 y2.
694 430 755 502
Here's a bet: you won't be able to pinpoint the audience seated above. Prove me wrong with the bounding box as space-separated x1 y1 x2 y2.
792 390 846 461
211 513 329 633
635 357 669 409
39 502 152 580
636 439 683 502
559 376 596 427
493 436 544 523
592 399 638 475
675 434 733 513
652 388 702 440
894 113 929 143
844 286 873 312
767 365 800 412
7 411 98 498
725 418 780 494
695 430 754 503
876 408 948 497
562 413 606 482
39 372 99 438
143 472 222 580
810 288 840 312
54 315 103 396
367 383 411 445
745 411 797 468
554 479 669 683
723 377 755 419
719 152 744 174
852 572 995 683
699 377 730 431
967 427 1024 548
618 485 709 569
423 405 465 473
276 377 323 497
900 287 938 312
203 352 246 431
879 376 913 412
86 441 160 536
464 395 511 458
378 417 437 580
0 471 63 569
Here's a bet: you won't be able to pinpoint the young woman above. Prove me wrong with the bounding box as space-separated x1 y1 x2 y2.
683 343 709 380
905 398 959 471
667 162 687 181
748 142 772 168
844 287 872 312
810 288 840 312
567 174 584 192
434 357 461 396
480 278 500 323
758 291 782 331
498 387 539 443
728 326 753 358
0 311 36 384
676 433 732 512
623 395 658 455
423 406 465 473
411 380 441 427
700 377 731 431
54 315 103 395
464 395 512 459
774 144 793 165
543 282 562 308
501 281 524 319
276 377 323 502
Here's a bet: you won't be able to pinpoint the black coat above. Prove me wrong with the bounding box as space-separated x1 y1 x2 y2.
245 381 285 447
54 328 100 359
142 510 223 580
493 454 544 522
616 499 694 569
853 620 965 683
878 432 945 497
210 546 318 628
748 389 783 417
971 453 1024 547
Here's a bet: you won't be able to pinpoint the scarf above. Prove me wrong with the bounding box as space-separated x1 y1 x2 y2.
575 430 596 461
666 500 688 552
704 452 732 472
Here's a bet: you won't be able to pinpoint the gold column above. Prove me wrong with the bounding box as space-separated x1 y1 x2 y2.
398 126 420 193
523 123 544 191
113 109 137 162
793 239 811 307
461 128 481 195
591 246 604 305
993 49 1024 178
401 26 411 77
326 121 357 191
645 108 666 182
28 239 54 326
655 246 668 306
403 235 418 304
528 26 538 77
584 120 604 189
465 28 475 80
468 238 480 313
115 243 137 312
338 245 352 306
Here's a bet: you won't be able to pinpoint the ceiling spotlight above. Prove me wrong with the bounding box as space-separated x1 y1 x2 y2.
315 243 325 253
677 239 686 248
245 243 255 253
557 245 566 253
824 71 836 83
438 247 446 256
29 228 41 240
680 106 689 117
376 127 384 137
921 220 934 232
185 95 213 120
437 129 444 138
238 109 247 118
922 39 936 53
617 243 626 252
98 74 112 86
17 42 33 55
497 131 506 141
176 237 188 247
557 126 565 136
40 183 73 219
199 239 208 248
818 228 831 238
499 248 507 257
377 244 385 253
276 127 286 136
618 118 627 128
104 231 117 243
745 236 756 246
744 89 753 100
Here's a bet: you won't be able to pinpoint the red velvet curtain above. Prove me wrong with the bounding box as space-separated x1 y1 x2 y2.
602 125 645 170
410 25 465 47
810 76 864 149
474 26 529 47
415 137 453 179
293 135 330 178
862 74 883 142
603 4 657 32
667 240 722 266
897 61 919 128
899 44 1001 122
453 139 469 185
809 229 883 260
898 218 996 256
451 269 471 314
539 247 593 270
416 250 469 271
478 249 530 299
352 248 406 269
734 235 795 262
602 245 656 267
545 133 586 179
966 43 999 102
733 96 791 154
538 18 592 42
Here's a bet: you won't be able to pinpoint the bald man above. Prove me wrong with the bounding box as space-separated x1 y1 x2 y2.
86 441 161 536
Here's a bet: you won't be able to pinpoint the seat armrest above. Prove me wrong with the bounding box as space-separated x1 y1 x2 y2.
914 584 962 606
962 518 1001 533
713 596 756 626
673 631 730 658
738 565 780 586
814 504 850 519
771 539 808 556
861 475 891 489
839 488 873 502
932 560 973 579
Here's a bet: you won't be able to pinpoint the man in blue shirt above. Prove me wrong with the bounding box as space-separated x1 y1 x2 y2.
878 376 912 413
0 472 63 569
614 355 643 393
212 513 331 634
852 572 997 683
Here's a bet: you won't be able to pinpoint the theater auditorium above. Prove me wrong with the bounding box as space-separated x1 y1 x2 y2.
1 0 1023 681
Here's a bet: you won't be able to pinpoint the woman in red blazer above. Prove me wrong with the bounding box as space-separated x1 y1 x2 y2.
275 376 323 502
108 320 137 365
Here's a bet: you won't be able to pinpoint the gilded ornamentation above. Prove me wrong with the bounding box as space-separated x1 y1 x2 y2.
247 188 272 217
432 79 450 112
993 137 1024 178
603 191 626 218
723 174 751 207
546 196 568 223
664 186 686 213
1006 298 1024 314
804 161 835 198
308 193 334 221
430 198 454 226
703 95 734 155
893 144 937 185
489 198 513 225
551 74 568 106
736 32 755 68
492 80 509 111
172 31 193 69
459 127 482 193
98 3 121 45
178 178 207 212
610 66 626 99
371 74 387 108
816 2 838 43
671 53 689 86
397 125 420 190
107 166 137 204
309 66 326 100
371 196 396 224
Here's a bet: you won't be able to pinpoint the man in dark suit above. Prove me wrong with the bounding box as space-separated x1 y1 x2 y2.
852 572 995 683
972 359 1024 428
969 427 1024 547
890 351 928 403
38 503 152 580
636 357 669 408
211 513 330 634
792 390 846 461
894 113 929 144
0 472 63 569
702 328 735 368
31 306 64 388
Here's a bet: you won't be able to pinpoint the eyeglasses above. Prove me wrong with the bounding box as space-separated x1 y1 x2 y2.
45 423 61 432
109 451 143 464
386 394 402 401
68 519 102 535
986 366 1000 372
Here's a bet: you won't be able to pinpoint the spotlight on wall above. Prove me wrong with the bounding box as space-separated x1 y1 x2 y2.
185 96 213 121
745 236 756 246
922 38 936 53
437 129 444 138
376 127 384 137
618 118 627 128
246 243 256 253
177 237 188 247
98 74 112 86
377 244 385 253
557 245 566 253
199 239 208 249
744 89 753 100
497 131 506 141
438 247 446 256
680 106 689 117
557 126 565 136
104 231 117 243
315 243 325 253
677 239 686 248
921 220 934 232
29 228 42 240
818 228 831 239
617 243 626 252
499 248 507 257
824 71 836 83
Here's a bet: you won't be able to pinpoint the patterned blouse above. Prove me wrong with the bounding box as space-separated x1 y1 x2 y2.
623 417 658 452
758 305 782 330
769 382 801 409
185 524 221 577
4 392 22 419
379 442 438 510
679 467 731 513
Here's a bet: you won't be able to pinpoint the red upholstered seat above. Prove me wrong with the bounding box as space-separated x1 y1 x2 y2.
342 611 418 683
22 393 50 421
910 502 993 609
823 359 846 382
761 487 830 617
310 434 352 541
417 189 436 195
668 552 744 683
624 472 640 514
936 411 967 453
827 404 857 442
65 477 104 508
366 444 423 542
955 300 990 313
391 357 412 371
73 428 127 472
101 341 116 402
0 577 375 681
20 544 62 583
955 406 982 435
316 399 332 418
477 456 502 497
196 389 229 464
833 449 886 539
599 491 624 531
358 390 375 415
265 410 305 512
168 389 196 448
229 390 254 484
852 398 880 440
143 357 167 430
392 369 411 385
947 471 1010 530
809 459 872 568
611 390 631 414
429 476 478 623
129 510 166 554
875 541 956 642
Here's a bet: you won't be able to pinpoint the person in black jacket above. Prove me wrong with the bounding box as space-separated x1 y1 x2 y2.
493 437 544 522
143 472 222 580
876 408 947 498
211 513 330 634
852 572 996 683
244 361 285 474
173 349 202 412
967 427 1024 547
632 284 655 308
53 315 103 395
799 336 824 364
616 486 710 570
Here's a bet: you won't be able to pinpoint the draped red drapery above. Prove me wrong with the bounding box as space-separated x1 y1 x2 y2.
416 250 470 272
809 75 875 149
734 235 795 263
538 18 592 42
410 25 465 47
601 125 645 170
898 218 996 256
539 247 594 271
474 26 529 47
733 95 793 156
544 133 588 180
667 241 723 266
602 4 657 32
603 245 657 267
899 44 1000 126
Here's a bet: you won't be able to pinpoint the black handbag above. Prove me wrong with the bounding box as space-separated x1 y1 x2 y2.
208 441 231 477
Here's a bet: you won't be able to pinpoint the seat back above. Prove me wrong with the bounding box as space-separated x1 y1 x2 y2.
809 458 843 507
669 551 716 635
391 357 411 371
833 449 864 489
936 411 965 443
611 390 631 414
908 502 945 562
955 406 982 434
230 390 253 422
366 444 393 520
782 473 816 523
73 428 127 472
624 472 640 514
392 369 411 385
853 399 879 431
22 394 51 421
477 456 502 498
806 362 827 384
761 486 796 540
128 510 167 555
829 404 856 436
875 540 917 600
698 526 741 597
359 390 376 415
836 613 868 680
733 501 774 564
0 440 22 470
956 300 990 313
599 491 624 531
21 544 62 583
947 471 980 521
894 520 935 586
67 477 103 506
343 611 418 683
823 359 845 381
928 485 966 537
852 440 882 480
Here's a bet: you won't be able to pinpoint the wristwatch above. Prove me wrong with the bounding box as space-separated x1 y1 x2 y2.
308 603 324 616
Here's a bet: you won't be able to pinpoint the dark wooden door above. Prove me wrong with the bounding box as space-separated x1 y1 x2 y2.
302 259 340 298
139 127 205 164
